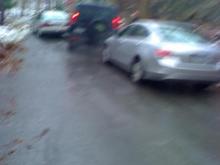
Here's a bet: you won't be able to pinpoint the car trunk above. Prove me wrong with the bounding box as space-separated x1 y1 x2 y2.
161 42 220 69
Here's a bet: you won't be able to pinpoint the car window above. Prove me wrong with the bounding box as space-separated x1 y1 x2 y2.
159 25 209 44
130 25 149 38
77 6 117 19
118 26 135 37
42 11 68 21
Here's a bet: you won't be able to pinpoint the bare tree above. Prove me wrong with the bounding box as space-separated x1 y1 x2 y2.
45 0 51 9
0 0 4 25
36 0 42 13
0 0 15 24
21 0 28 16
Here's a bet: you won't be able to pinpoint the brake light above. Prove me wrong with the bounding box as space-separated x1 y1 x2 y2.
155 50 172 58
112 16 122 30
69 12 80 25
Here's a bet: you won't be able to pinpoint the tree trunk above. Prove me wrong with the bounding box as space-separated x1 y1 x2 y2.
45 0 51 9
36 0 41 14
138 0 149 18
0 9 4 25
0 0 4 25
21 0 27 17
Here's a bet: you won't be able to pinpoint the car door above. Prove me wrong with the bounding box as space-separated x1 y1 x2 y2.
111 25 135 68
122 25 150 67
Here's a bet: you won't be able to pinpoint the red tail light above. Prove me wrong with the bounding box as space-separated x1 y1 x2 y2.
155 49 172 58
112 16 122 30
68 12 80 25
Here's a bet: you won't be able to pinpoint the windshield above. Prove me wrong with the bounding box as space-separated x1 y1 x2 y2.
159 25 210 44
77 6 117 19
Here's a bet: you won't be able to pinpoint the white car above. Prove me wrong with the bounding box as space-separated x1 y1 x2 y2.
32 10 69 36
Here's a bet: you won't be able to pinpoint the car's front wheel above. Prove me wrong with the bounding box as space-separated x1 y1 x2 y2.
102 46 111 64
130 60 144 83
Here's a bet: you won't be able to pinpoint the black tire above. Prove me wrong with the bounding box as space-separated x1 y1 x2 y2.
193 83 212 91
87 38 96 45
102 43 108 62
67 41 76 50
130 60 144 83
102 48 110 64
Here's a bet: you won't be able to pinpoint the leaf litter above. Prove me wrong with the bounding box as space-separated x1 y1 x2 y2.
0 128 50 162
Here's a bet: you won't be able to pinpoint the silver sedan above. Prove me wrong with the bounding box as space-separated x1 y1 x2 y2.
32 10 69 36
102 20 220 88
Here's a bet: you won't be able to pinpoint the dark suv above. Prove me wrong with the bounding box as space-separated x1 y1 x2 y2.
65 3 122 47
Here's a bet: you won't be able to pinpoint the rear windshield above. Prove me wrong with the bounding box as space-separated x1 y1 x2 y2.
43 11 69 21
159 25 209 44
77 5 117 19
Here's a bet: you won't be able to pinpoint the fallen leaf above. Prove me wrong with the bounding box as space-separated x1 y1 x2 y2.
0 155 5 161
26 144 32 150
32 128 50 141
39 128 50 138
7 149 16 156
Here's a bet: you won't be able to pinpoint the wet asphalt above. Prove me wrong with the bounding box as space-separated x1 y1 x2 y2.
1 35 220 165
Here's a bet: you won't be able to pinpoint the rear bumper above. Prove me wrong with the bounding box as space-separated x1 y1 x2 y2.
39 26 68 34
143 64 220 83
67 26 115 40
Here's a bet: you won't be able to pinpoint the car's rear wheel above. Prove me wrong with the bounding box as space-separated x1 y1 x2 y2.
130 60 144 83
193 83 212 91
67 41 77 50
